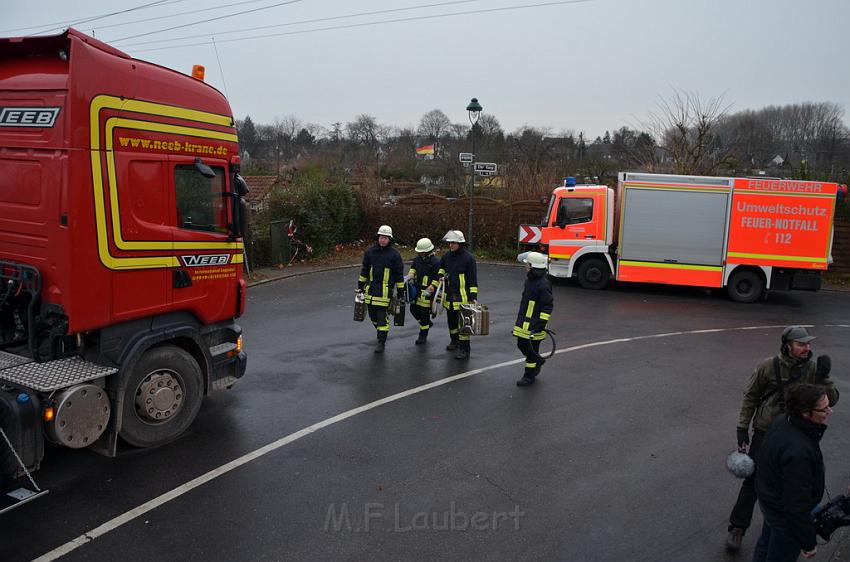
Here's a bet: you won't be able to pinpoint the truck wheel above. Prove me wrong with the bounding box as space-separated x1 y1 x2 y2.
727 269 765 303
576 258 611 290
119 345 203 448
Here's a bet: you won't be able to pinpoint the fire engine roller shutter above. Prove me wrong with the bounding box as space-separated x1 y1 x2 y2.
619 188 729 266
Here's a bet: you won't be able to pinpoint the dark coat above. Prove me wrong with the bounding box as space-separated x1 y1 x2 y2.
755 415 827 551
432 248 478 309
513 269 553 340
738 350 839 433
358 243 404 306
409 255 440 308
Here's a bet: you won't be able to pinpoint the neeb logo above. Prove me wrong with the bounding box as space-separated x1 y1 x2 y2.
181 254 231 267
0 107 61 127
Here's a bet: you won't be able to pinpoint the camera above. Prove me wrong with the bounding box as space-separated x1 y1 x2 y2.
813 493 850 541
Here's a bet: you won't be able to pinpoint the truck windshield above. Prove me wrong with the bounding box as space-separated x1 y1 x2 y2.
175 165 227 233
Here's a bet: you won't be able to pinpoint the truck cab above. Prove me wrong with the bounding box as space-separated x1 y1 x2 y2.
0 29 248 513
520 177 615 289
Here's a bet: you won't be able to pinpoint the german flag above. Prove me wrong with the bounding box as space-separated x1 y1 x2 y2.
415 144 435 156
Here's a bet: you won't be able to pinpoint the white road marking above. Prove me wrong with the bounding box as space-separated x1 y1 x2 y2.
35 323 844 560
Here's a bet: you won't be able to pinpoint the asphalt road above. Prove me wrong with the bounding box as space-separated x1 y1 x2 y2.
2 264 849 561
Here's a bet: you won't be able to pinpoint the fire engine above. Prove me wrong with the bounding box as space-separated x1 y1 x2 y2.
519 172 838 302
0 29 248 513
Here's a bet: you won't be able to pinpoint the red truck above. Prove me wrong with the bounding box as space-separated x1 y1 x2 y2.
0 29 248 512
519 173 838 302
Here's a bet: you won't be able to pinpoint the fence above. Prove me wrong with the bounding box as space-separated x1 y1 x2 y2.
362 194 548 250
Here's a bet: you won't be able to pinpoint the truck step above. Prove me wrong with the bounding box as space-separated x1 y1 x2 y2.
0 485 49 515
209 342 237 357
0 357 118 392
0 351 32 371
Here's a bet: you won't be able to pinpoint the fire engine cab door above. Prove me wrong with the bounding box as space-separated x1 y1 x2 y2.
170 157 238 324
548 191 608 260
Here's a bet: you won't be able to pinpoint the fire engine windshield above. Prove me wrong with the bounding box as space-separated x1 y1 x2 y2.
175 165 227 233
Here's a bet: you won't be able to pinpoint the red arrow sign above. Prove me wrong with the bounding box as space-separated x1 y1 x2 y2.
518 225 542 243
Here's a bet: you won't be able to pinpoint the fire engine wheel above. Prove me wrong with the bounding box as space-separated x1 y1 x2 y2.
727 269 765 303
576 258 611 290
119 345 203 448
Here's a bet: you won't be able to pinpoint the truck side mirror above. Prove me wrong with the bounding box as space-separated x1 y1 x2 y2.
194 157 216 179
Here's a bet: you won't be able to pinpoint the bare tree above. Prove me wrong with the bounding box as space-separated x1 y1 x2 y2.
645 89 732 175
346 114 386 150
417 109 451 141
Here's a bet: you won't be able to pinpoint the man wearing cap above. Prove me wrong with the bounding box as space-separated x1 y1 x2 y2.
513 252 553 387
407 238 440 345
725 326 839 552
357 225 405 353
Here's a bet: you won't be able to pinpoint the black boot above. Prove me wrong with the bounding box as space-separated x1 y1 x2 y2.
375 333 387 354
455 341 470 359
415 330 428 345
446 336 458 351
516 376 535 387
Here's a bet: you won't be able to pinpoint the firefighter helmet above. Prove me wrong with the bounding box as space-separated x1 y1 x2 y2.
415 238 434 253
443 230 466 243
522 251 548 270
376 225 393 238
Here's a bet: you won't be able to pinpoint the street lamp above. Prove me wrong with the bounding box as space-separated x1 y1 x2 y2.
466 97 482 252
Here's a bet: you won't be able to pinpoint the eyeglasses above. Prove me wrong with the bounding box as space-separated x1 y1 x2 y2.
812 406 832 414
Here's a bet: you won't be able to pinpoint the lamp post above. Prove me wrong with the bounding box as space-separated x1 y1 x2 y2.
466 97 482 252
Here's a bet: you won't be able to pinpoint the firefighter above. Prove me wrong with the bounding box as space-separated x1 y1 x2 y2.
725 326 838 552
407 237 439 345
357 225 405 353
429 230 478 359
513 252 553 386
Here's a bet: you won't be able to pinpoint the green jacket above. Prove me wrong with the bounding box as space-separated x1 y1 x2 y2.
738 350 839 434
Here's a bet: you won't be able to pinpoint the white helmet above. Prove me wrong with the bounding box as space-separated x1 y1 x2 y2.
522 251 548 270
443 230 466 243
415 238 434 253
376 225 393 238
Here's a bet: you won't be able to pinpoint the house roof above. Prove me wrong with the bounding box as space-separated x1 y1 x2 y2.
243 176 278 203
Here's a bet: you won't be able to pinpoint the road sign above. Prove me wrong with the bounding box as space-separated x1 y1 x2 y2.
473 162 497 174
459 152 473 163
477 171 496 177
518 225 543 244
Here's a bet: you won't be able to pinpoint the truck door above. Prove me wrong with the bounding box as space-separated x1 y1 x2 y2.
547 190 607 262
169 156 238 324
110 151 172 321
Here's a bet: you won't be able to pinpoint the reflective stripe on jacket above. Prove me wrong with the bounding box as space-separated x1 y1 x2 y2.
409 255 440 308
513 269 553 340
431 249 478 310
359 244 404 306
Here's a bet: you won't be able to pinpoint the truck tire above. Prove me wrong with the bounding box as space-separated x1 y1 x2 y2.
119 345 203 448
727 269 765 303
576 258 611 290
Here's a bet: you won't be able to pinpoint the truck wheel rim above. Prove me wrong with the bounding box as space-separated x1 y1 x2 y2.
134 370 185 424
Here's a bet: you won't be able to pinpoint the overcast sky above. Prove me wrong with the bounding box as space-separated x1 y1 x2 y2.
5 0 849 138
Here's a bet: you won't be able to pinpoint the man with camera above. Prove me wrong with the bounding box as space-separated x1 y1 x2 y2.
726 326 839 552
753 384 831 561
